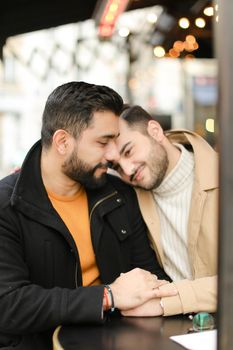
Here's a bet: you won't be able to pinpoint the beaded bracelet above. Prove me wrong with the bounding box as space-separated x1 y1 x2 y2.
103 287 110 310
104 284 115 312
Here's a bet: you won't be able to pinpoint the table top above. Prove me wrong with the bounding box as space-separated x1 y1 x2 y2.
53 314 193 350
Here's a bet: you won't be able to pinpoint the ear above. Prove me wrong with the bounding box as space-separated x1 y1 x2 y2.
147 120 164 143
52 129 71 155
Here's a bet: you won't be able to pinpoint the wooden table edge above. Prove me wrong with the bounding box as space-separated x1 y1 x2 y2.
53 326 64 350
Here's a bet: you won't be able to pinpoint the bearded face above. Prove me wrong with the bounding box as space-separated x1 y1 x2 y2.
62 147 111 189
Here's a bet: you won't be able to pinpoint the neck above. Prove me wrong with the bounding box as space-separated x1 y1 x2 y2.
41 148 81 197
164 139 181 177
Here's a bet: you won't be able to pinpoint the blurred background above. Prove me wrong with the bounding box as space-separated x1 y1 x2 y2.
0 0 217 178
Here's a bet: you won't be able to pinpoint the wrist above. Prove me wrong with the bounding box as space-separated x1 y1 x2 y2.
103 285 115 312
103 287 110 311
105 285 115 312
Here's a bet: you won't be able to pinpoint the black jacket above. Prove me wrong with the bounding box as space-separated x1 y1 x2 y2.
0 141 167 349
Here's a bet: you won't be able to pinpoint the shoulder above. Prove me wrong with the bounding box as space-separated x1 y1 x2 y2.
0 172 19 208
106 174 135 194
106 174 138 205
105 174 142 218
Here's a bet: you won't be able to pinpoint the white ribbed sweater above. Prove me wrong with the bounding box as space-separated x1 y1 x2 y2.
152 144 194 281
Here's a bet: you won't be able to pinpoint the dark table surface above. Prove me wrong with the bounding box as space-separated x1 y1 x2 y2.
54 313 194 350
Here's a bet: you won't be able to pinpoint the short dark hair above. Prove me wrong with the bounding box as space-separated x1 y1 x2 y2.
41 81 123 147
120 105 153 134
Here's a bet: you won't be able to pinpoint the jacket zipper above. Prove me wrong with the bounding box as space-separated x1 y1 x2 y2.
75 190 118 288
89 191 118 222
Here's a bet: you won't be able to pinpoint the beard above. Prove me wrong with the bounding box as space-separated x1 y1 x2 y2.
62 149 109 189
134 139 168 191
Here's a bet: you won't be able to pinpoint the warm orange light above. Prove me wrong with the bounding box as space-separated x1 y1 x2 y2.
169 48 180 58
186 35 196 44
105 13 115 22
99 25 114 37
173 41 185 52
192 42 199 50
185 54 195 59
109 3 119 12
128 78 138 90
184 41 194 52
96 0 130 37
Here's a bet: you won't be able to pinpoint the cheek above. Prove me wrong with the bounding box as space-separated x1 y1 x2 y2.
78 145 103 162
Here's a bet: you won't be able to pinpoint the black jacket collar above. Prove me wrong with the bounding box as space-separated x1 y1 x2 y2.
11 140 123 217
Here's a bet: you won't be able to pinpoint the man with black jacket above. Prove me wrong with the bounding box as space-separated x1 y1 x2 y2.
0 82 175 350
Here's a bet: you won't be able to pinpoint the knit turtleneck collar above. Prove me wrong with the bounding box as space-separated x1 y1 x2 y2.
153 144 194 196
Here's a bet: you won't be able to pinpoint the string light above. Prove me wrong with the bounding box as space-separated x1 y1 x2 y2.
118 27 130 37
186 35 196 44
195 17 206 28
178 17 190 29
147 13 158 24
173 41 185 52
203 6 214 16
153 46 165 58
169 48 180 58
206 118 215 133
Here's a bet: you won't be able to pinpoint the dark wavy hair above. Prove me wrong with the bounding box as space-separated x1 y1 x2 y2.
41 81 123 147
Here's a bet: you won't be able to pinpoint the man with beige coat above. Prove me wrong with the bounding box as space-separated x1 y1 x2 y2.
112 105 218 316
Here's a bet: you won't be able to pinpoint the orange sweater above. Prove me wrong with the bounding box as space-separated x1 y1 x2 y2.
48 187 101 286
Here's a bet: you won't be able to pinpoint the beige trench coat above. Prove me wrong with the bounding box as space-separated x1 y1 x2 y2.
136 130 218 315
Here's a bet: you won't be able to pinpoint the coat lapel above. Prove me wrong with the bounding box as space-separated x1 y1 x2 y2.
187 180 207 276
135 189 165 266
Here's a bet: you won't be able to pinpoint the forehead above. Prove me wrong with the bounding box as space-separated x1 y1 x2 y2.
83 110 119 138
117 119 136 145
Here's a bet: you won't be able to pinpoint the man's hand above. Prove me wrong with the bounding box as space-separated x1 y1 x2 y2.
121 298 164 317
109 268 171 311
120 284 179 317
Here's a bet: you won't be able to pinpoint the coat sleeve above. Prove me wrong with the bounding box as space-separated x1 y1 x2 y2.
159 276 217 315
0 205 105 335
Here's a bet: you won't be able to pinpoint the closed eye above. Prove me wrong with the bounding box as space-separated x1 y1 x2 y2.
98 141 108 146
123 148 132 157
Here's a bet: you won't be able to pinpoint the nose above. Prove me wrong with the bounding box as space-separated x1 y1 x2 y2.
105 141 120 163
118 158 134 177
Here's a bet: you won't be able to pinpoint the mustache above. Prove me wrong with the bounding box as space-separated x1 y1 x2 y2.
130 172 136 182
130 165 142 182
93 161 113 172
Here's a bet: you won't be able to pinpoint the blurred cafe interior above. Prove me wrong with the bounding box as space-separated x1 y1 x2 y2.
2 1 233 349
0 0 217 177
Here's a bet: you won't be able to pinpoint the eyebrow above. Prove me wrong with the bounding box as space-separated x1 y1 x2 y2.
99 132 120 140
119 141 131 155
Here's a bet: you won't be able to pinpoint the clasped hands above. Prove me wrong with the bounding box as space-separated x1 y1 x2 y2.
110 268 178 317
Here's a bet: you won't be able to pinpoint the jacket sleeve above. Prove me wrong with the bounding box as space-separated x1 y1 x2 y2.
159 275 217 315
0 206 105 335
